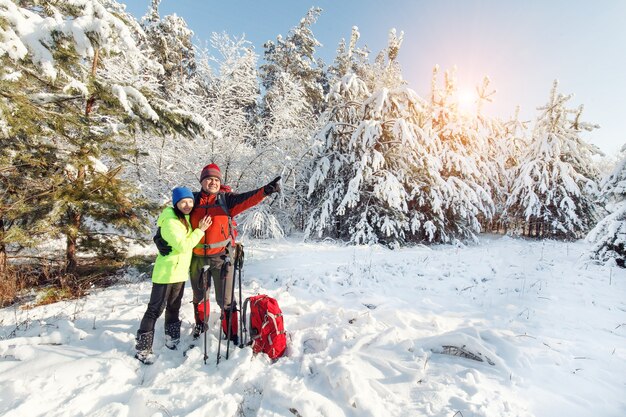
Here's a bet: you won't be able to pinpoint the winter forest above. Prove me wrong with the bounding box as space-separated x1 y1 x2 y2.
1 0 625 298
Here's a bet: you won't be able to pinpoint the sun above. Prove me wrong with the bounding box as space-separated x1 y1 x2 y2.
455 88 477 113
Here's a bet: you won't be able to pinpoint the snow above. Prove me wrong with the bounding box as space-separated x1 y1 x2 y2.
0 0 149 79
1 235 624 417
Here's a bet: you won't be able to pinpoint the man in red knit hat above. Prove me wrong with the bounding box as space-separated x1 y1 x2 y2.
160 163 281 343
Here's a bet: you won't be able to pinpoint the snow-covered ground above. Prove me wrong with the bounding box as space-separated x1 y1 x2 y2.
0 235 624 417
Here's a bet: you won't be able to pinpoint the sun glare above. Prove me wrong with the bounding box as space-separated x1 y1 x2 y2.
455 88 477 113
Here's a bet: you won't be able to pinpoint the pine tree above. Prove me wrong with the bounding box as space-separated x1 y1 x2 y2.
304 26 373 242
587 150 626 266
328 26 370 83
246 70 316 237
304 70 371 242
306 29 448 245
260 7 327 116
254 8 329 237
141 0 196 95
0 0 209 271
0 107 60 273
427 67 495 241
495 106 529 233
505 80 602 239
125 5 220 197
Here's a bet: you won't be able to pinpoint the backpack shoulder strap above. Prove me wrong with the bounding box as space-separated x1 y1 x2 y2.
217 192 236 243
216 192 230 217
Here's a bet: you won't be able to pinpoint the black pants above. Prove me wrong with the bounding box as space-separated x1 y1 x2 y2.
138 282 185 334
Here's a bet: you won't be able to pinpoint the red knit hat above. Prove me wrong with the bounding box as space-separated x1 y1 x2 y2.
200 163 222 182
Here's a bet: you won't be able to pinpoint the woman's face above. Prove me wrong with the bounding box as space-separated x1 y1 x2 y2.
176 198 194 215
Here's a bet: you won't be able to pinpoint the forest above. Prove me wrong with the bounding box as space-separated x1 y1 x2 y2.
1 0 624 305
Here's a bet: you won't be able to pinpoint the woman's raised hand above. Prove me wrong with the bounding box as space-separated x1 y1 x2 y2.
198 215 212 232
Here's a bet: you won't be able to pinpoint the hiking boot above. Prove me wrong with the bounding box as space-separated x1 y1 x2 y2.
135 330 154 364
192 322 206 340
165 336 180 350
135 350 155 365
164 320 181 350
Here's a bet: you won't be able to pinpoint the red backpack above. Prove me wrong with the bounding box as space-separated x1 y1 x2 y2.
242 295 286 360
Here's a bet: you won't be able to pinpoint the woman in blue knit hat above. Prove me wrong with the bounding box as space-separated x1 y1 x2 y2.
135 187 212 364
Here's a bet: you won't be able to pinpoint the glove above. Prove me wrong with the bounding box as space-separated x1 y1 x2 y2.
153 227 172 256
264 176 281 196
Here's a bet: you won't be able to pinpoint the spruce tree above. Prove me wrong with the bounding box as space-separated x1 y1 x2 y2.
587 151 626 266
128 8 221 196
260 7 327 116
505 80 601 239
427 67 495 241
306 29 447 245
495 107 529 233
141 0 196 95
247 70 316 237
0 0 208 271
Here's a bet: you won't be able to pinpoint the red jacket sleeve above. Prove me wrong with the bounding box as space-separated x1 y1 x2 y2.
226 187 266 216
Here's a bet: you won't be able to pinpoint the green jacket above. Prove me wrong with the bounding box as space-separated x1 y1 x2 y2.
151 207 204 284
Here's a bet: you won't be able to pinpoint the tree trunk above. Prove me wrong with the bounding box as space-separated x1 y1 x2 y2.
65 209 81 272
66 164 85 272
0 246 6 277
0 219 6 276
85 49 99 116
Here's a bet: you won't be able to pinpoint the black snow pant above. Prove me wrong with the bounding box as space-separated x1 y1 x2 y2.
138 281 185 335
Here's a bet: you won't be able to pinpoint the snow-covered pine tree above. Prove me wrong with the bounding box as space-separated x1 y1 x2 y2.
494 106 529 233
306 28 447 246
260 7 327 116
249 8 329 238
304 72 375 243
327 26 370 84
125 1 189 192
0 0 210 270
587 148 626 266
141 0 196 93
304 27 371 242
427 67 495 242
505 80 602 239
124 4 221 198
368 29 405 91
465 76 510 234
243 70 317 238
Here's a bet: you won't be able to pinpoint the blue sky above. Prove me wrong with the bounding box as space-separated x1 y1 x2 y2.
125 0 626 156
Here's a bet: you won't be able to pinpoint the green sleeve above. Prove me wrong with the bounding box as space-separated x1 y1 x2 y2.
160 218 204 253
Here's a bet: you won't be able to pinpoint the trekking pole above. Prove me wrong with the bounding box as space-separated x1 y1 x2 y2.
237 244 245 348
202 265 210 365
225 250 239 360
216 254 231 365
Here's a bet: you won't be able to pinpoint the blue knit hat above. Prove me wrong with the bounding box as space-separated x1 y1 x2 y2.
172 186 194 206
